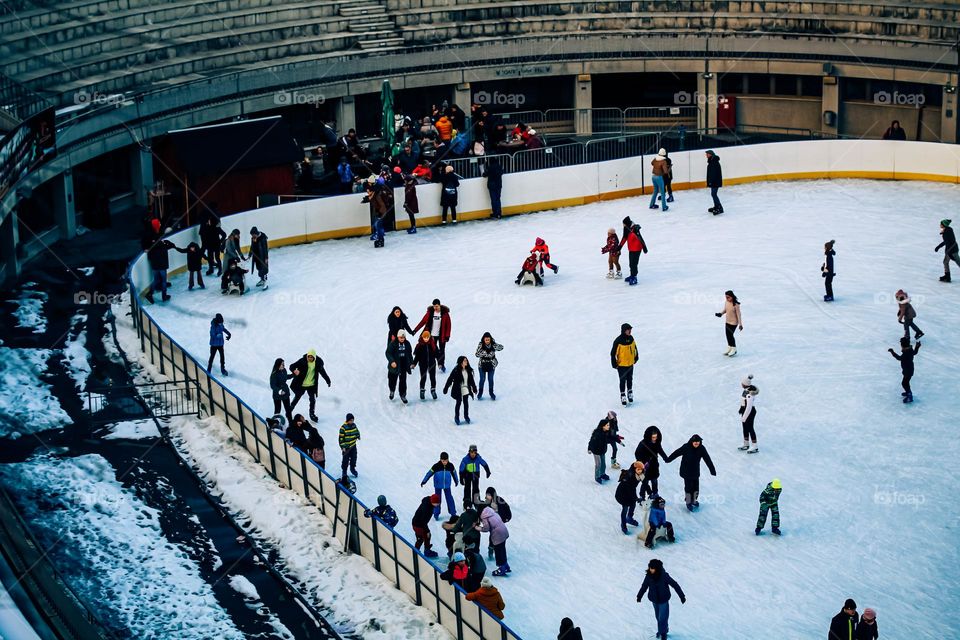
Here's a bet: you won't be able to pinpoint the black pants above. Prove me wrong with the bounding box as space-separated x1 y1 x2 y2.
291 386 318 415
742 407 757 442
273 391 291 418
640 476 658 502
203 246 221 274
455 395 470 421
663 176 673 197
617 365 634 393
189 269 204 288
515 269 543 285
725 323 737 347
902 368 913 394
442 206 457 222
645 521 675 546
683 476 699 507
388 368 408 397
628 251 640 279
437 340 447 370
462 472 481 507
418 364 437 391
341 446 358 474
207 346 224 371
902 320 922 339
824 274 833 298
253 257 268 280
489 187 502 218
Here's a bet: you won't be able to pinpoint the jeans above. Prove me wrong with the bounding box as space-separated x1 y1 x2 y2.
489 187 502 218
432 487 457 517
478 368 495 397
617 365 634 393
652 601 670 637
725 323 737 347
710 186 722 210
620 502 636 528
593 453 606 480
650 175 667 209
341 445 358 474
151 269 168 295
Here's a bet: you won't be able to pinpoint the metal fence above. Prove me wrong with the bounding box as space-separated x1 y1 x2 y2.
126 273 521 640
494 106 700 135
86 380 201 424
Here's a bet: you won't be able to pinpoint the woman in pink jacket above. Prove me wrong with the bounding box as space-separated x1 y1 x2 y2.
478 504 510 576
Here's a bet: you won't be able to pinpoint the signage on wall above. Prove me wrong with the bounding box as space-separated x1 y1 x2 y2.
494 65 554 78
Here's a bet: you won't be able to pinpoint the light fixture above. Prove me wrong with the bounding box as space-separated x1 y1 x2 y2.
946 84 957 95
702 72 714 80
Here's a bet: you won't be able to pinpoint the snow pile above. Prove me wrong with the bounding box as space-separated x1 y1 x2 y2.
0 348 70 437
63 311 91 391
228 575 259 601
0 454 244 640
12 286 47 333
102 419 160 440
227 575 295 639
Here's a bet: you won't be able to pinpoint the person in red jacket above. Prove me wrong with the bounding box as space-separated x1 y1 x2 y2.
413 299 452 372
617 216 648 286
515 254 544 286
530 237 559 276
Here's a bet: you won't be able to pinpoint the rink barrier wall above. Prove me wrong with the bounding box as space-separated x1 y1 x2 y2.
127 138 960 637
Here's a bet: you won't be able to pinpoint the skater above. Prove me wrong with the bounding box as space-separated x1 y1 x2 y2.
650 148 670 211
338 413 360 478
617 216 648 285
385 329 413 403
475 332 503 400
663 150 674 202
716 290 743 356
364 495 399 528
413 330 440 400
220 258 247 295
223 228 246 267
443 356 477 425
895 290 923 340
643 494 676 549
286 414 325 465
440 551 469 589
705 149 723 214
889 336 920 403
412 494 441 558
615 461 645 533
403 175 419 233
459 445 491 508
444 505 481 556
755 478 782 535
387 306 415 343
530 237 559 276
413 299 451 372
588 418 616 484
145 234 175 303
199 217 225 276
635 425 668 500
601 228 622 279
935 219 960 282
855 608 878 640
665 434 717 511
289 349 331 421
370 210 386 248
466 577 505 619
828 599 859 640
738 374 759 452
207 313 231 375
338 473 357 494
174 241 205 290
822 239 836 301
557 618 584 640
483 487 512 560
606 410 624 469
421 452 459 518
269 357 293 421
636 558 686 640
515 254 544 286
249 227 269 288
483 157 503 219
610 323 638 405
440 165 461 223
479 501 510 576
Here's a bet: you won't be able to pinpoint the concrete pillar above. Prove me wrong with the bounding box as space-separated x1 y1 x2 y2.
941 79 957 144
0 211 19 284
821 76 840 137
335 96 357 134
130 145 154 207
52 171 76 240
574 74 592 136
697 72 718 130
453 82 472 134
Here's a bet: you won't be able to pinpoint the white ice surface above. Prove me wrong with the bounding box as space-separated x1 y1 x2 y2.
102 418 160 440
143 179 960 639
0 348 70 437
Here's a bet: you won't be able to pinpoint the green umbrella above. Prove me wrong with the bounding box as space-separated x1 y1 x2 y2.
381 79 395 146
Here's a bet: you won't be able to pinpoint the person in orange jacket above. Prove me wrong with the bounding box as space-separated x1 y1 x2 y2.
436 115 454 142
530 237 559 276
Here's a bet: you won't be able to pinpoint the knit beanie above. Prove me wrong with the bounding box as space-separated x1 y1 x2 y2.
377 495 387 507
741 374 754 387
862 608 876 620
941 219 951 228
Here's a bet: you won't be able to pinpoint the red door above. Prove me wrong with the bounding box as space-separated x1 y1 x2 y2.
717 95 736 130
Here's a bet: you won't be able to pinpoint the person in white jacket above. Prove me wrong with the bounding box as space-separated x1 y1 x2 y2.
738 374 759 453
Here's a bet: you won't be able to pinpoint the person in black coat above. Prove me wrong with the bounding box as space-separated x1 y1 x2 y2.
439 166 462 223
829 599 859 640
665 434 716 511
615 461 644 533
443 355 477 425
412 494 441 558
636 558 685 639
705 149 723 214
822 239 836 301
269 357 294 420
935 218 960 282
249 227 269 287
289 350 332 421
635 425 668 501
889 337 921 403
174 241 205 290
412 330 440 401
387 306 414 343
199 217 226 276
483 157 504 219
145 235 175 304
286 414 325 466
385 330 413 403
557 618 584 640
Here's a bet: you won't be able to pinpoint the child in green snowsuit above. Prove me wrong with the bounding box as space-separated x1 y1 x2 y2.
755 478 782 535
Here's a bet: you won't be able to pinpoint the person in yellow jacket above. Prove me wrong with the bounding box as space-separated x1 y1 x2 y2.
610 323 639 406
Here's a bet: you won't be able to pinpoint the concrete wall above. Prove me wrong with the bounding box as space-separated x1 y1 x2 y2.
842 102 942 141
735 96 822 132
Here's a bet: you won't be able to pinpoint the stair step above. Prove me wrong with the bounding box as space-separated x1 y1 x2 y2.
347 20 392 31
358 37 404 49
340 5 383 17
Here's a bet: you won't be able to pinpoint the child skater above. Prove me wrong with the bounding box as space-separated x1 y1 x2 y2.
371 211 385 248
601 228 622 279
755 478 782 536
738 374 759 453
895 290 923 340
175 241 206 290
531 237 559 276
403 174 419 234
515 254 543 286
643 493 676 549
208 313 231 375
821 239 835 301
889 337 921 403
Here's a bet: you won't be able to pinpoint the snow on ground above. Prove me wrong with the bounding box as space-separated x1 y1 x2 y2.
228 575 295 640
63 311 91 391
102 418 161 440
144 179 960 640
11 286 47 333
0 347 70 437
0 453 244 640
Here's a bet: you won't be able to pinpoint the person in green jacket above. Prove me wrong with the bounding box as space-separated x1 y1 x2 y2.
755 478 782 535
338 413 360 477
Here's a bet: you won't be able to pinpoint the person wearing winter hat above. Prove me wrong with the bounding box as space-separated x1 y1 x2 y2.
412 494 441 558
439 165 461 224
821 239 836 301
889 335 921 403
459 444 492 508
610 323 639 405
665 434 717 511
705 149 723 214
738 374 759 453
421 451 459 518
338 413 360 478
385 328 413 404
828 598 859 640
755 478 782 535
440 551 469 588
636 558 686 640
855 608 878 640
207 313 231 376
605 410 624 468
465 575 505 619
716 290 743 356
935 218 960 282
617 216 648 286
615 461 645 534
289 349 332 421
363 495 399 529
530 237 559 276
895 289 923 340
650 149 670 211
557 618 584 640
601 227 622 279
249 227 269 288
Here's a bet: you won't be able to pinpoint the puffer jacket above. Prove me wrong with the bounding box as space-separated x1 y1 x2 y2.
479 506 509 545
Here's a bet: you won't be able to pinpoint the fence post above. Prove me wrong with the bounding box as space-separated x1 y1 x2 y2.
371 517 381 572
455 589 464 640
413 549 421 605
300 450 309 499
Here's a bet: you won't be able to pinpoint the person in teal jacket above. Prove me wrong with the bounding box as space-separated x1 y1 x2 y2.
421 452 459 519
756 478 782 535
459 445 491 508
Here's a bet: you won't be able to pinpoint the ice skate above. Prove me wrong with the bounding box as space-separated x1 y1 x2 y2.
614 271 622 279
723 346 733 356
407 227 417 234
611 459 621 469
738 440 750 451
915 330 924 338
823 295 833 302
309 412 318 421
621 392 628 406
256 278 265 287
627 390 634 404
903 393 913 403
607 270 615 279
666 195 674 203
401 396 408 404
649 204 659 210
389 392 394 400
220 367 228 376
747 445 759 454
420 389 426 400
772 527 781 536
940 274 951 282
424 549 439 558
455 417 461 425
431 389 437 400
552 265 559 274
727 347 737 357
755 528 762 535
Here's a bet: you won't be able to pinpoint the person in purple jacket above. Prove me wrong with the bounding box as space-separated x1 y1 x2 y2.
479 502 510 576
636 558 686 640
421 451 459 519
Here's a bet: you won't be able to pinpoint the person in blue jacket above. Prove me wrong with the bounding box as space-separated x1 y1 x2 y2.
364 495 399 529
459 444 491 508
636 558 686 640
644 494 676 549
421 451 459 519
207 313 231 375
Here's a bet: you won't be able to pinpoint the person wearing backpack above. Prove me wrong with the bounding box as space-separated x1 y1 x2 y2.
615 461 645 534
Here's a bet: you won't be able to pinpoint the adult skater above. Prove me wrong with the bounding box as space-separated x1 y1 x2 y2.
855 608 878 640
889 337 921 403
601 227 622 279
715 290 743 356
413 299 452 372
557 618 584 640
207 313 231 375
249 227 269 288
199 217 225 276
531 237 559 275
665 434 717 511
338 413 360 478
739 374 759 452
828 599 859 640
421 452 459 519
895 290 923 340
269 357 293 421
413 330 440 400
935 219 960 282
822 239 836 301
286 414 325 465
223 228 246 267
443 356 477 425
482 487 512 560
387 306 415 343
635 425 668 499
755 478 782 535
459 445 491 508
440 165 462 223
364 495 399 528
403 175 419 234
705 149 723 214
588 418 616 484
483 157 503 219
615 461 644 534
475 332 503 400
412 494 441 558
610 323 639 406
650 148 670 211
617 217 648 286
145 233 175 304
636 558 686 640
289 349 331 422
385 329 413 403
479 501 510 576
663 150 674 203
